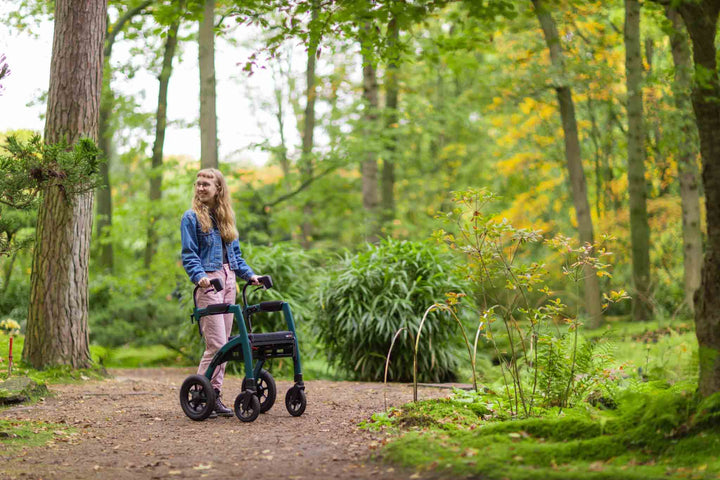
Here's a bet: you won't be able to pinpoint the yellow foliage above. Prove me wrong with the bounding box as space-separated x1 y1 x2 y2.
520 97 536 115
537 103 555 120
497 152 539 176
494 177 562 231
533 135 556 148
490 116 505 128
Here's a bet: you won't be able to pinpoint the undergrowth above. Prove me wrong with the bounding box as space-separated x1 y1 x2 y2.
366 382 720 479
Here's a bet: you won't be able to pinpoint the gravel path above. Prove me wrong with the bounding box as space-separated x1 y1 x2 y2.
0 368 449 480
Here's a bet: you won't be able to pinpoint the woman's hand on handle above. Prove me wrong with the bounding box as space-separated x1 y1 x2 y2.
198 277 211 288
249 275 262 285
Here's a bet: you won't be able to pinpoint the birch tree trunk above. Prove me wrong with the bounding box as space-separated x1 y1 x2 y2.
24 0 106 369
531 0 603 326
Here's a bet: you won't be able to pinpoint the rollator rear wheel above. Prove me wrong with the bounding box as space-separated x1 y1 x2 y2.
257 369 277 413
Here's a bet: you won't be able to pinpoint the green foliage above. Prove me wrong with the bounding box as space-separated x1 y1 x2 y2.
315 238 468 382
435 189 629 416
0 135 103 257
539 332 617 408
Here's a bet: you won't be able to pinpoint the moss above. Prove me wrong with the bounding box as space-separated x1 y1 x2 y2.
0 419 75 453
378 384 720 479
393 398 491 430
475 414 606 441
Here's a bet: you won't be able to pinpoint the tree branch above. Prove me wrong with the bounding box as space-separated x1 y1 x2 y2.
105 0 154 57
265 163 339 209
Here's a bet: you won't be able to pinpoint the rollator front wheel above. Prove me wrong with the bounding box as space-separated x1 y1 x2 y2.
234 391 261 422
180 375 216 421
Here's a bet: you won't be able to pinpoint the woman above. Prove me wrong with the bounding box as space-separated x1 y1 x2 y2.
181 168 261 417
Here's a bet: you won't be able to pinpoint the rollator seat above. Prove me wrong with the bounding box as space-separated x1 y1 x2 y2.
249 331 295 346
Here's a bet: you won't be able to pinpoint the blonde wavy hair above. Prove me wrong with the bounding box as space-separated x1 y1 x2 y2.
192 168 238 243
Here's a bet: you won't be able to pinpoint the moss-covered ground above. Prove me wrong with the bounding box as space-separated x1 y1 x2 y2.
366 319 720 479
0 419 76 453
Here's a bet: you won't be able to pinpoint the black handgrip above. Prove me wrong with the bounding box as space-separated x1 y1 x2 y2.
258 275 273 289
210 278 224 292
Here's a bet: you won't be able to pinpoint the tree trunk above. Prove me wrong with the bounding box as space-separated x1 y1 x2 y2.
144 15 180 268
94 1 152 273
199 0 218 169
300 0 320 247
625 0 653 321
675 0 720 398
24 0 106 369
665 7 703 314
96 88 114 272
381 15 399 235
361 45 380 244
532 0 603 327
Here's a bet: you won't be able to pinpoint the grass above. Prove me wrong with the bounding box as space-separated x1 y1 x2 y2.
1 334 340 382
365 317 720 480
0 419 76 453
91 344 186 369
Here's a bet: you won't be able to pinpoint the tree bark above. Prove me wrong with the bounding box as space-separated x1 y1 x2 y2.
381 15 399 235
625 0 652 321
665 7 703 314
144 14 181 268
532 0 603 327
24 0 106 369
361 43 380 244
199 0 218 169
300 0 320 247
674 0 720 398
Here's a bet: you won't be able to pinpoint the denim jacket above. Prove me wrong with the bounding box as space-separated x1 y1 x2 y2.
180 209 255 284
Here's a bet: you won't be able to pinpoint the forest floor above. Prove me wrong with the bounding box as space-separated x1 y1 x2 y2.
0 368 451 480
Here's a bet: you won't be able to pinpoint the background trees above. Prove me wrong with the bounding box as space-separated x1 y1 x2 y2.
0 0 715 394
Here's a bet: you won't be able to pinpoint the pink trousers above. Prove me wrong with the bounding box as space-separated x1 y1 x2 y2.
195 264 237 391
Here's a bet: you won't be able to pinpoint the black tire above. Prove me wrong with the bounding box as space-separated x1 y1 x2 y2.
234 391 261 422
256 369 277 413
285 386 307 417
179 375 216 421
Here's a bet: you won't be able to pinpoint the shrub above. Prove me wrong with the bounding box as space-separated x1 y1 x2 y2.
314 238 469 382
434 188 628 416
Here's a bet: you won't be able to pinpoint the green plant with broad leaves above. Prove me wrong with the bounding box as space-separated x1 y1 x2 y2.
434 188 629 416
315 238 469 382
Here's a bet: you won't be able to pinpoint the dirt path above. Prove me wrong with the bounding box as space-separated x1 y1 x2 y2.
0 368 449 480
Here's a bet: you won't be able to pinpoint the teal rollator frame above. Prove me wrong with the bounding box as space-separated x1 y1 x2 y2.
179 276 307 422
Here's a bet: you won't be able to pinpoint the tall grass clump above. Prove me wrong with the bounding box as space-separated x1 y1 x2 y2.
315 238 469 382
434 189 629 416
